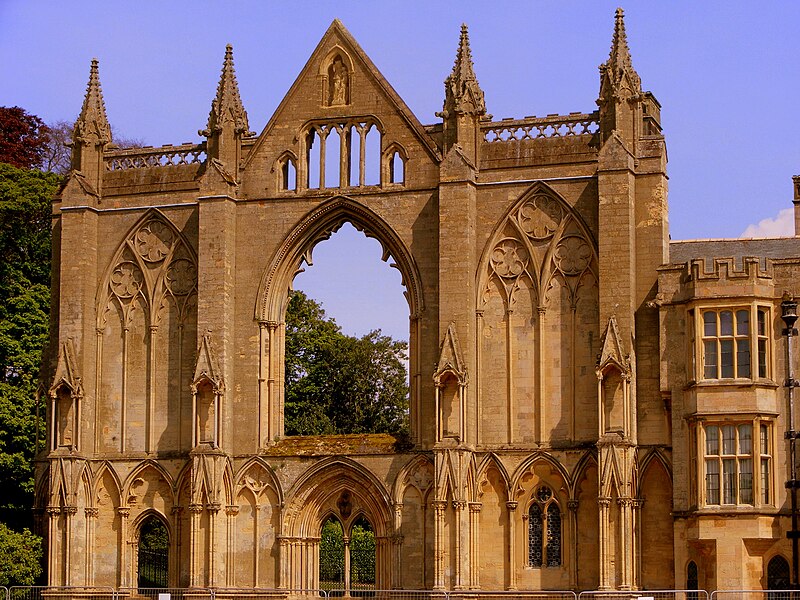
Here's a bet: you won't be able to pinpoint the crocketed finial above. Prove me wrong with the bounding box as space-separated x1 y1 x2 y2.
200 43 254 137
440 23 486 118
74 58 111 144
599 7 641 96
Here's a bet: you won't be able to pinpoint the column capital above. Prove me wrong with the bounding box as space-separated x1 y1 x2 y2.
452 500 467 511
85 507 99 518
597 497 611 508
567 500 579 512
225 504 240 517
468 501 482 514
506 501 518 511
117 507 131 518
188 503 204 514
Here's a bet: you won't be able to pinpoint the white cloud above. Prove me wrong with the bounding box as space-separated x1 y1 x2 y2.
741 207 795 238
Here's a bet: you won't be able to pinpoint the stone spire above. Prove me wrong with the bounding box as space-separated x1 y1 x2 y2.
599 8 642 101
73 58 111 147
441 24 486 118
200 44 253 138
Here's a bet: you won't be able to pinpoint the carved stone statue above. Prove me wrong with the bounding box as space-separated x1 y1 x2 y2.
328 56 348 106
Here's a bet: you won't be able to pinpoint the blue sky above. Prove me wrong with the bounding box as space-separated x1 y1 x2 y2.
2 1 799 341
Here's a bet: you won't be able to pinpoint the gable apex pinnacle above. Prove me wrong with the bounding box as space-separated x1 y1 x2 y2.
74 58 111 145
597 316 630 376
200 44 254 138
440 23 486 118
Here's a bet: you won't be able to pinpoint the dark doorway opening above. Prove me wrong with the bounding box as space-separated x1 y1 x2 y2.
138 515 169 589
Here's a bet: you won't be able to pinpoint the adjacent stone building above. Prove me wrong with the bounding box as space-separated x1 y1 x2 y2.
38 10 800 592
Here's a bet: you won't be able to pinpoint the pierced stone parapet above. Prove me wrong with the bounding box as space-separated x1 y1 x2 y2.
105 142 207 171
482 112 599 143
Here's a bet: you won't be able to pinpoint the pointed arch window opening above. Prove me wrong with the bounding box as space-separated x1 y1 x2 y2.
280 156 297 191
389 151 405 185
526 485 562 568
300 120 383 191
281 220 412 438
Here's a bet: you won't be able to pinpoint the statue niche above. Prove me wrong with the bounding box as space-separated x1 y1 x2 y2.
327 55 350 106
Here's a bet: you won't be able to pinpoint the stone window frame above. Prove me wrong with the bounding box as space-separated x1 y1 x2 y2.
693 416 774 508
524 484 562 568
687 303 772 383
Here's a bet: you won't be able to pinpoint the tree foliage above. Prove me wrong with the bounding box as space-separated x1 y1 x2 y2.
0 522 43 586
284 291 409 436
42 120 145 175
0 163 60 528
0 107 50 171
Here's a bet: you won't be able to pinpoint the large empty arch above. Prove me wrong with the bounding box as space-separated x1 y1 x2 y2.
254 196 425 443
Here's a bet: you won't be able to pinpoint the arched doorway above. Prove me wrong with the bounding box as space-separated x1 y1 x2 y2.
318 513 376 595
767 555 790 599
137 515 169 589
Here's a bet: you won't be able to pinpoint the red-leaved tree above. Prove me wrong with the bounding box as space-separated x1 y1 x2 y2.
0 107 49 170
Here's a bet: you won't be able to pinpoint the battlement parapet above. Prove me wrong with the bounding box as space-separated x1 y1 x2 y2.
687 256 772 283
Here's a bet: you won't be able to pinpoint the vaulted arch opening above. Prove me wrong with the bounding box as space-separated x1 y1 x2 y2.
256 197 424 446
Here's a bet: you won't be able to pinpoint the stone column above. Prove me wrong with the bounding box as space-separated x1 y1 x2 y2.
431 500 447 590
171 506 183 588
46 507 61 586
392 503 403 588
453 500 466 589
118 507 130 588
85 507 99 585
225 505 238 586
63 506 77 585
567 500 579 589
632 498 644 590
188 503 203 587
208 502 220 587
278 536 289 589
506 501 518 590
597 497 611 590
343 534 351 595
618 497 632 590
468 502 482 589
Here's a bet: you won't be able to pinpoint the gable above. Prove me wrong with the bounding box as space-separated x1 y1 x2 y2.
240 19 440 196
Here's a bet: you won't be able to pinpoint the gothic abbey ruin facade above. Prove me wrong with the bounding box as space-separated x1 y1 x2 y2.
39 10 800 592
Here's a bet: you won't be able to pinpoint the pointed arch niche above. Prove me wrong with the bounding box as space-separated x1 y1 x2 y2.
476 183 599 446
255 196 425 446
96 210 198 455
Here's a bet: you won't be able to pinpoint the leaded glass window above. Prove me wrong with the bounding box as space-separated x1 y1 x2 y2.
527 485 561 568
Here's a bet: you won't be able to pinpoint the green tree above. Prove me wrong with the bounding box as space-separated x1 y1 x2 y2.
0 163 61 529
0 522 43 586
284 290 409 436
